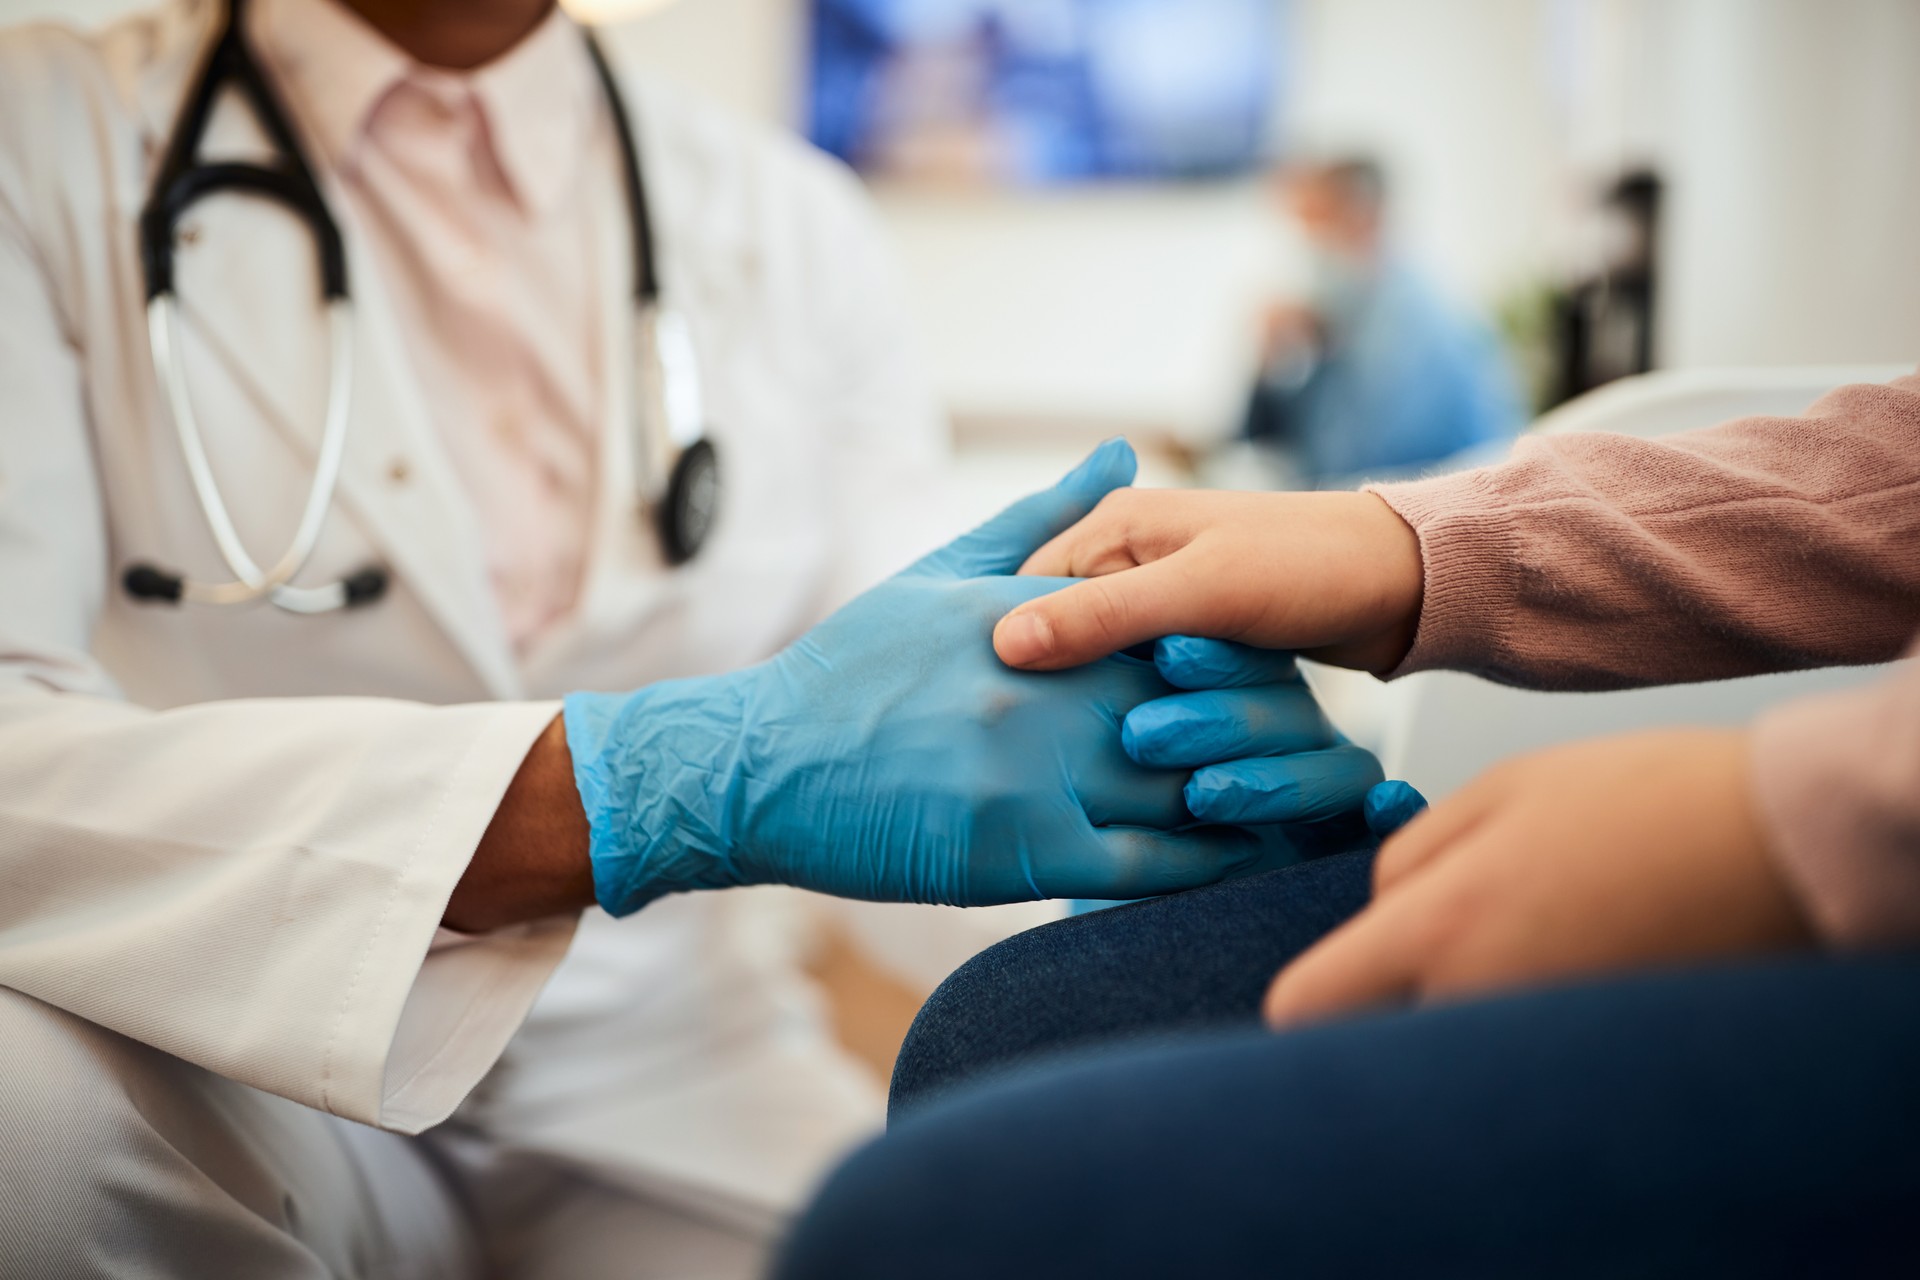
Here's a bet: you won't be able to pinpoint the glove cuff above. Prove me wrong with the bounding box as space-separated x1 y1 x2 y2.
562 677 752 917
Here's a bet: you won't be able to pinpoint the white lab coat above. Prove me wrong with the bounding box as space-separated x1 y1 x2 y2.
0 0 944 1225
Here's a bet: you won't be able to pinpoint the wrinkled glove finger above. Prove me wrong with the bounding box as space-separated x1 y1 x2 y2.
1122 684 1337 770
1363 780 1429 840
1185 746 1385 826
1152 635 1300 690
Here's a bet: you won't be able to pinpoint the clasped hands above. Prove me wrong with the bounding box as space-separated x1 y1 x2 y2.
995 481 1816 1028
567 440 1814 1030
565 441 1394 916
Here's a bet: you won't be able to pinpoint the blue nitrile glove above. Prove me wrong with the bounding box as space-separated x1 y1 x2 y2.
1363 779 1429 839
1124 637 1426 840
564 441 1305 916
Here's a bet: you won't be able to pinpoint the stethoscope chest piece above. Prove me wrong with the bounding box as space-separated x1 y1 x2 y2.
659 438 720 564
635 303 721 565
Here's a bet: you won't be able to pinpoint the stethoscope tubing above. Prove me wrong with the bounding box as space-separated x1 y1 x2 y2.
129 0 717 613
148 293 358 611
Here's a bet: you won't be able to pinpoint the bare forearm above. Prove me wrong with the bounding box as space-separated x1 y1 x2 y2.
445 713 594 933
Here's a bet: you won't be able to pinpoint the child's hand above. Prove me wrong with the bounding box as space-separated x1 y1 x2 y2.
993 490 1425 675
1263 730 1815 1027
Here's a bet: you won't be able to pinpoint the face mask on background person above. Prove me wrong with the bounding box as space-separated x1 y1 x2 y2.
1305 244 1376 345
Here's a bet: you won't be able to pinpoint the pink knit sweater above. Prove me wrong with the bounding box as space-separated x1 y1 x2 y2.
1370 372 1920 946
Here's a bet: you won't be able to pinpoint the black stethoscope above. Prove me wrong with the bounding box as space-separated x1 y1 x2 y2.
126 0 721 614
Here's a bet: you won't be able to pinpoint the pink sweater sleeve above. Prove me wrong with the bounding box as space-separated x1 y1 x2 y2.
1368 372 1920 946
1369 373 1920 691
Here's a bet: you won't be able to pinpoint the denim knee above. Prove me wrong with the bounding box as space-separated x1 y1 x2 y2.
890 852 1375 1117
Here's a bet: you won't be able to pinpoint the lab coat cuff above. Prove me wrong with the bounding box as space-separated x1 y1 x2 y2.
1366 468 1523 680
325 700 576 1133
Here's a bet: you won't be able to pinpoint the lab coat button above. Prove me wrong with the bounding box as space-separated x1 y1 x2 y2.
177 224 201 247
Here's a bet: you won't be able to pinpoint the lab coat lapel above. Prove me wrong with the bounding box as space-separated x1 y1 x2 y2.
520 73 755 683
330 228 525 699
129 0 219 149
566 154 660 631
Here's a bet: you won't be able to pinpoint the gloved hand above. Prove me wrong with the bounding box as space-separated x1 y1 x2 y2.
1123 637 1427 841
565 441 1308 916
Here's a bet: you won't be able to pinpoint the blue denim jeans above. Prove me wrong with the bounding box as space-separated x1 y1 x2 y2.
777 853 1920 1278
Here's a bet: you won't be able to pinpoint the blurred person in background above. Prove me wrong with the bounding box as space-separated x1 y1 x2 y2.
1240 156 1523 487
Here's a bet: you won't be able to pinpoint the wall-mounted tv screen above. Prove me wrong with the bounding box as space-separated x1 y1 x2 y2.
808 0 1282 186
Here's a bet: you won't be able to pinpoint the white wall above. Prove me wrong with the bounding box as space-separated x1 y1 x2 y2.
595 0 801 125
875 183 1283 440
1288 0 1568 307
1657 0 1920 367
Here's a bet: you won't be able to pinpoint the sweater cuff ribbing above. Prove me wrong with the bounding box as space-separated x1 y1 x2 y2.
1366 468 1523 680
